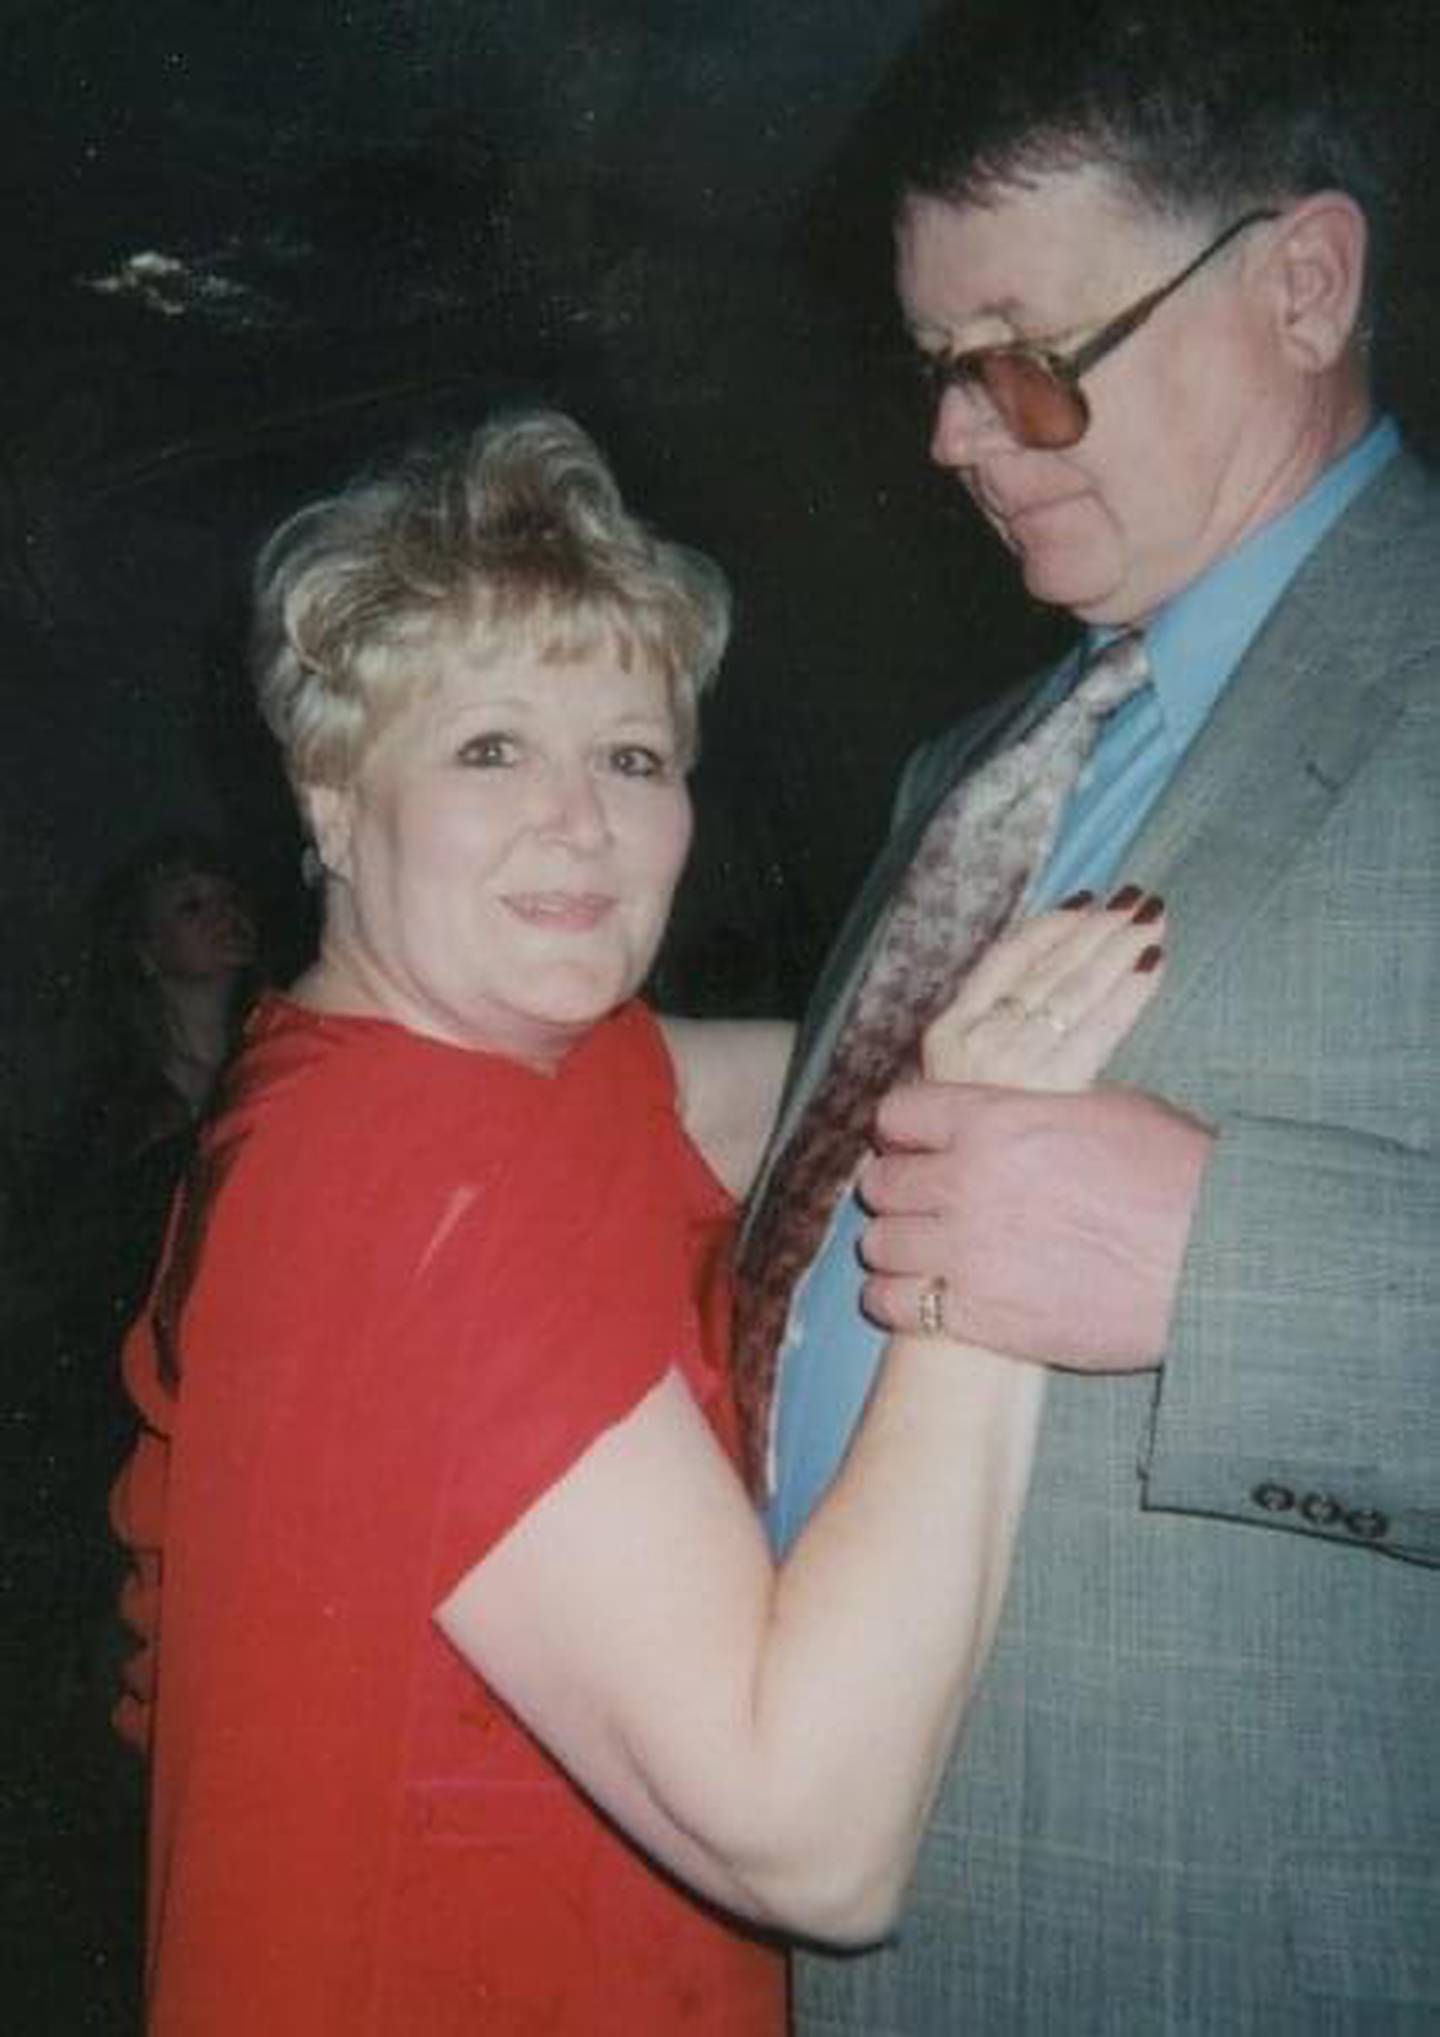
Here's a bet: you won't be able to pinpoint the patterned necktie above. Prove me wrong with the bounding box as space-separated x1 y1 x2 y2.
732 629 1151 1491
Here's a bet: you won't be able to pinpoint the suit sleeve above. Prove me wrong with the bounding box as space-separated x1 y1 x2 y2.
1138 670 1440 1567
1143 1115 1440 1565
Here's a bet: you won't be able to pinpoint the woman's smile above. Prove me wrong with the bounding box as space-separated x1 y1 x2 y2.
502 890 618 931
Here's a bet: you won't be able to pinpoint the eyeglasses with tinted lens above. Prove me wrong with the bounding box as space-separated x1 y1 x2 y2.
913 207 1280 451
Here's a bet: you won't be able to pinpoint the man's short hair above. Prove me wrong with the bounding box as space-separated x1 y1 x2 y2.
892 0 1396 243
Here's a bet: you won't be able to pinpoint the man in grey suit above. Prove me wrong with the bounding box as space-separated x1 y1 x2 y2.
748 1 1439 2028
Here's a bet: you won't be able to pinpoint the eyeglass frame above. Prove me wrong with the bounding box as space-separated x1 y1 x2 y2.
911 206 1282 448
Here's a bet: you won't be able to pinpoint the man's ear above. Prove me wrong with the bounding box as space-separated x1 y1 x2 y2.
1263 192 1369 372
299 782 356 883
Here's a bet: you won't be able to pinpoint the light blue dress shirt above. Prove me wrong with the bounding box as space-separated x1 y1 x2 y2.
766 417 1401 1553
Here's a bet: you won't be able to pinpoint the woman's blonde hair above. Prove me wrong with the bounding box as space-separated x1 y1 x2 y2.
251 408 731 788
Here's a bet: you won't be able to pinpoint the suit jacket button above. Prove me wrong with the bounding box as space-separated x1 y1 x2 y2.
1300 1492 1343 1527
1252 1481 1295 1514
1345 1507 1389 1541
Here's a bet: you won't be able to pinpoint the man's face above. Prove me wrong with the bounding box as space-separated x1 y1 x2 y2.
896 168 1297 625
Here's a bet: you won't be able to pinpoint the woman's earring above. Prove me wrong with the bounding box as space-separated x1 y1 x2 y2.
300 843 326 890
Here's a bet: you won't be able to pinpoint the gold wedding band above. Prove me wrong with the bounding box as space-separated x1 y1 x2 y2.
917 1275 948 1337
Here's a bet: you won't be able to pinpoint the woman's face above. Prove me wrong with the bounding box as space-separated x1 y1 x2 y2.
311 640 694 1069
140 867 257 983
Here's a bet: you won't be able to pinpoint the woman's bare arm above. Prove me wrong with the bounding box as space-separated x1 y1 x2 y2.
438 906 1163 1942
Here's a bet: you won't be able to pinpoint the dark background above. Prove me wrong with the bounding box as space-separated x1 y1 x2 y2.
0 0 1063 1071
0 2 1435 2025
2 2 1437 1057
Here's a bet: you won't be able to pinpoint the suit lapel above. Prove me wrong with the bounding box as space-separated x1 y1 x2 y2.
1109 450 1436 1082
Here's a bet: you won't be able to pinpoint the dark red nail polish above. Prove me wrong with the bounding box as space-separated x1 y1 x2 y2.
1132 893 1165 925
1135 944 1164 973
1059 889 1095 910
1108 883 1143 911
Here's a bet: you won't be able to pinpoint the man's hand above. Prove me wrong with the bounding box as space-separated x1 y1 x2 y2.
857 1083 1214 1370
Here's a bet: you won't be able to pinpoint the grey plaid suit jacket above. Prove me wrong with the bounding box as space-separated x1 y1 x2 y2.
775 450 1440 2034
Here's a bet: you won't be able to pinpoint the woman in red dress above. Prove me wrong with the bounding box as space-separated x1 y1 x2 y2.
112 409 1162 2032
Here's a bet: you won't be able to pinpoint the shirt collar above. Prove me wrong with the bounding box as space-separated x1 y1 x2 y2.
1087 416 1401 757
